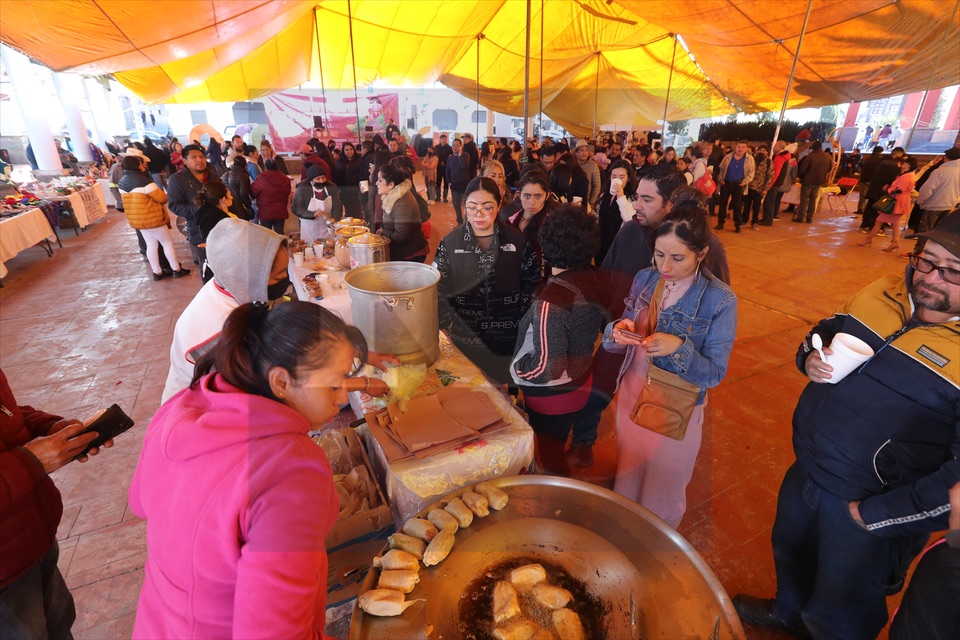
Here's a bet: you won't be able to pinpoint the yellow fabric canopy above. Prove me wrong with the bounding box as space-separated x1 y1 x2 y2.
1 0 957 136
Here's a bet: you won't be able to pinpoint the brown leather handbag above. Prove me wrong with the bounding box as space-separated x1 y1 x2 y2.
628 278 701 440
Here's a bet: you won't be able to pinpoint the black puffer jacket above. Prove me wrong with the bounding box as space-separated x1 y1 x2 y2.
222 165 253 220
434 221 541 383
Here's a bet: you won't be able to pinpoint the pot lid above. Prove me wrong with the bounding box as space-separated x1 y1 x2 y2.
337 225 368 238
333 217 366 228
348 232 391 247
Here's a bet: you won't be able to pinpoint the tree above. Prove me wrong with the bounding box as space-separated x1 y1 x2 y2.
820 105 841 126
667 120 689 137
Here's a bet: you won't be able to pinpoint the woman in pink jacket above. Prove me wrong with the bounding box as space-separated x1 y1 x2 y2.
858 156 917 253
129 301 369 639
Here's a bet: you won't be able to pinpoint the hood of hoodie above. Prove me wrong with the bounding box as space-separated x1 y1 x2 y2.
206 217 286 304
158 373 310 462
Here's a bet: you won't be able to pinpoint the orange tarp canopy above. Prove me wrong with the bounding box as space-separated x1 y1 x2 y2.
1 0 957 136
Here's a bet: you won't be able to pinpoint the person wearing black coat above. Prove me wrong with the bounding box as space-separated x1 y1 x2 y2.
860 149 904 232
335 142 365 219
221 156 254 220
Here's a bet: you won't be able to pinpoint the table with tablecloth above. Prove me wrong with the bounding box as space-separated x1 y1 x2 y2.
47 185 108 228
0 208 56 278
290 255 536 525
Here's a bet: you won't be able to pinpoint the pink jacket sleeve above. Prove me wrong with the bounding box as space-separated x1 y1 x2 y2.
232 443 338 639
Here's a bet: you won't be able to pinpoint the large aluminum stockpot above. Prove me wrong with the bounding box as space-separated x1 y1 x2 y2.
350 476 745 639
343 262 441 365
347 232 391 269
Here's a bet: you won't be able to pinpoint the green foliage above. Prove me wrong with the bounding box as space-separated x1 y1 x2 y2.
697 120 835 143
667 119 689 136
819 105 841 125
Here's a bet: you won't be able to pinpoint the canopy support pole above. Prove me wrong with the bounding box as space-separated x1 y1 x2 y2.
903 0 958 151
593 52 601 138
660 35 677 146
475 33 484 142
346 0 362 144
522 0 531 162
772 0 813 149
314 11 329 132
539 0 544 135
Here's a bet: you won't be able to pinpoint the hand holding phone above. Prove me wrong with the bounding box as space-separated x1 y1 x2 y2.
73 404 134 460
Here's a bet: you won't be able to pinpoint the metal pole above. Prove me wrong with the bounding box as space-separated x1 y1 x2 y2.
523 0 531 161
771 0 813 148
314 11 328 130
538 0 544 134
347 0 362 143
593 52 601 138
903 0 958 151
476 34 483 141
660 35 677 146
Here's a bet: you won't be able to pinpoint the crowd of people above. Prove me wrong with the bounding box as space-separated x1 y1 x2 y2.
3 118 957 640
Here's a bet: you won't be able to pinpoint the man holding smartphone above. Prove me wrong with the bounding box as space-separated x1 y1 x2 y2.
0 369 113 637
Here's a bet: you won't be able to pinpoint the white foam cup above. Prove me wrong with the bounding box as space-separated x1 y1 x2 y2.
824 332 873 383
293 251 304 266
359 180 369 193
572 196 583 204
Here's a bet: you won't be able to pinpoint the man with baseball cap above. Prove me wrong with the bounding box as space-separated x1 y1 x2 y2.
734 209 960 638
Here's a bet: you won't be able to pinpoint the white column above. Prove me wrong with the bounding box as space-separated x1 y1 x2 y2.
82 78 115 146
0 44 60 170
51 72 93 161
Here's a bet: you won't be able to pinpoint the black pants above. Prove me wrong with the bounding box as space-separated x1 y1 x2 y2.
525 408 576 477
762 189 785 223
717 182 744 228
889 540 960 640
744 188 764 224
861 199 880 230
438 165 448 200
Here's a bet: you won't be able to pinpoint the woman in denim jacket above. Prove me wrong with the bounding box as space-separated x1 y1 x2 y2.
602 201 737 527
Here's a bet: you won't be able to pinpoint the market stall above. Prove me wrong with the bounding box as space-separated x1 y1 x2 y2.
288 251 535 525
0 207 56 278
46 183 108 230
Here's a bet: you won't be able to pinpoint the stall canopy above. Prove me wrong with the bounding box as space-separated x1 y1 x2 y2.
1 0 957 135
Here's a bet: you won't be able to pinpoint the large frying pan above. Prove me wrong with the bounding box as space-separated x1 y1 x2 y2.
349 475 744 639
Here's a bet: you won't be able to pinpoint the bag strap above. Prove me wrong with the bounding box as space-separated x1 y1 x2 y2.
643 277 667 336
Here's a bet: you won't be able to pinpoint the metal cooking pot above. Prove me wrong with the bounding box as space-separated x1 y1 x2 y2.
331 217 368 232
343 262 440 365
347 233 391 269
350 476 745 639
335 225 370 269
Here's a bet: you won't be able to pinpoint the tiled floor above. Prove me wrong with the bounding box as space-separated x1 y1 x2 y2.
1 193 914 639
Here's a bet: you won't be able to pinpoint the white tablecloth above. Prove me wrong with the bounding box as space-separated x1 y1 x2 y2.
68 186 108 227
291 257 536 525
0 208 56 278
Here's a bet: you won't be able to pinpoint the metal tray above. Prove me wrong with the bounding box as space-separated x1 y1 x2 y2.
349 475 744 639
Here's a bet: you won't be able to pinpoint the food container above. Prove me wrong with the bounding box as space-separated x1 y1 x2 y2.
347 233 391 269
332 217 368 232
336 225 371 269
343 262 440 365
350 476 745 639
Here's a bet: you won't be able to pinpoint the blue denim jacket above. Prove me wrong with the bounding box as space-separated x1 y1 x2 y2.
602 267 738 404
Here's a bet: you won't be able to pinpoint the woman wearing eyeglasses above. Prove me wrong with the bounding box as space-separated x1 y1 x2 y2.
434 177 542 386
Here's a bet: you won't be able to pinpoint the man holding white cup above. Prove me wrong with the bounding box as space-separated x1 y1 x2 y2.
735 209 960 639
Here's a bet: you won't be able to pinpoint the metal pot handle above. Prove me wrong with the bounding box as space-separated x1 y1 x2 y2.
380 295 415 312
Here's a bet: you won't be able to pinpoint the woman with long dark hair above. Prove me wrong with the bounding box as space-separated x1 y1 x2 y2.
434 177 541 385
595 159 638 265
131 302 371 639
603 201 737 527
335 141 365 218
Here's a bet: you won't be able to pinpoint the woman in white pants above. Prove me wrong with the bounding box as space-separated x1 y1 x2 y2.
117 152 190 280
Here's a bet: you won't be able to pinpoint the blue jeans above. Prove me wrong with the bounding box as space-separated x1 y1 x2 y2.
0 542 76 640
771 463 927 640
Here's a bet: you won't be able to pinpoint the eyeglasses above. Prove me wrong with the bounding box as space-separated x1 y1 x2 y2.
910 255 960 285
465 204 497 216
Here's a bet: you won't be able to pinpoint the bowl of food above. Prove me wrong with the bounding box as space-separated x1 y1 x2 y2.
349 475 744 639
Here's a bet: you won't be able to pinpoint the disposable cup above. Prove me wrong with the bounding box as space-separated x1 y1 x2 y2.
825 332 873 384
304 246 316 261
293 251 304 266
359 180 369 193
572 196 583 204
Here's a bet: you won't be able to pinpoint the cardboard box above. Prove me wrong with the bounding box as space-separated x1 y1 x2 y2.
323 428 395 609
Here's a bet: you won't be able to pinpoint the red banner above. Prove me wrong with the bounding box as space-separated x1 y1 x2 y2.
263 92 400 153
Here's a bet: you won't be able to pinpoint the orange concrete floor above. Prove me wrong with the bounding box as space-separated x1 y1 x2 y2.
0 192 915 639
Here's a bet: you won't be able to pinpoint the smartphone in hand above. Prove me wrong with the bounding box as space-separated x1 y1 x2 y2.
616 327 645 341
73 404 134 459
